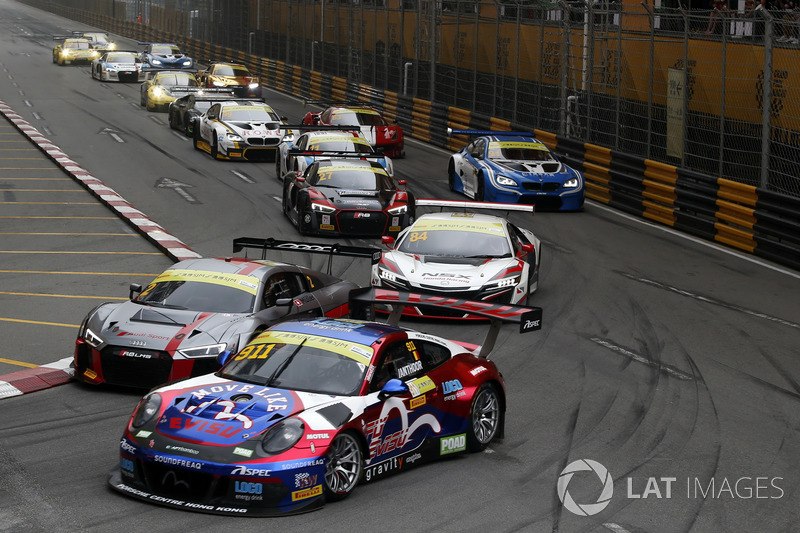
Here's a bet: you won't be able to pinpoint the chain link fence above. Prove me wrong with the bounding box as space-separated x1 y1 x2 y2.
32 0 800 198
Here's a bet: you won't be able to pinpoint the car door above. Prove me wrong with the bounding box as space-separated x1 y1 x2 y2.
200 103 220 143
359 337 444 478
460 138 485 198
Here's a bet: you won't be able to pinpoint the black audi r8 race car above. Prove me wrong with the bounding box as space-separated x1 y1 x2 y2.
282 158 415 237
108 288 542 516
73 237 380 389
167 89 239 136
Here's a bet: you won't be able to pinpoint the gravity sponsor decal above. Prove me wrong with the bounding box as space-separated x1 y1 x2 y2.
147 269 260 295
364 396 441 460
439 434 467 455
364 455 403 482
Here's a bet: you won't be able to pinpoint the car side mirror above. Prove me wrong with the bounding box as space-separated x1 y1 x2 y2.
381 235 395 248
217 350 233 367
128 283 142 300
275 297 293 306
378 378 408 401
398 179 407 186
521 243 535 253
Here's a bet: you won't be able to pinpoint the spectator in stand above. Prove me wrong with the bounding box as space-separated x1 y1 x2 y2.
706 0 728 33
777 0 799 43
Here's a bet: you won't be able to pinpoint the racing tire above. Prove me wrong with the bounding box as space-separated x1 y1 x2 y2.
52 53 57 64
211 136 220 160
140 90 145 107
466 383 502 452
324 432 363 502
192 123 201 150
275 158 283 181
447 160 456 191
168 111 178 130
184 117 193 137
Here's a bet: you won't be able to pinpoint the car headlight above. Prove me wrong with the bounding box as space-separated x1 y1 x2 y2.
563 176 580 189
226 133 244 142
108 43 116 50
182 59 193 66
151 58 162 65
83 327 104 348
152 87 164 97
178 343 226 358
212 81 226 87
378 267 403 284
387 205 407 215
260 418 304 455
248 82 260 89
311 202 336 213
132 393 162 428
495 175 517 187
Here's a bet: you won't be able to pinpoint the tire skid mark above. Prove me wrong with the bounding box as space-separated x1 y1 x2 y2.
590 337 693 381
551 360 585 533
618 271 800 330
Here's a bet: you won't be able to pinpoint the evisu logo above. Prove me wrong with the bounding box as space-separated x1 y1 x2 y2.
557 459 614 516
364 397 441 462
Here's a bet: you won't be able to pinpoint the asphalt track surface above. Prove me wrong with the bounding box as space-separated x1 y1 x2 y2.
1 2 800 532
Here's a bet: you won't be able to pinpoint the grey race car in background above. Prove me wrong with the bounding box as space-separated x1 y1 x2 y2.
73 237 380 389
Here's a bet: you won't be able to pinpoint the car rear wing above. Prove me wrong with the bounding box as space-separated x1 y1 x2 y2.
275 125 360 132
141 67 199 74
349 288 542 358
233 237 382 274
447 128 535 137
286 149 386 159
416 198 534 215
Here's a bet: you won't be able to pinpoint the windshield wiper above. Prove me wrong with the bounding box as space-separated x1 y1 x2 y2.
463 253 512 259
266 339 307 387
142 301 188 310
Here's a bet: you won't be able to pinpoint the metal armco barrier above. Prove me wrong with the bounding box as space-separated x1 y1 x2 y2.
25 5 800 272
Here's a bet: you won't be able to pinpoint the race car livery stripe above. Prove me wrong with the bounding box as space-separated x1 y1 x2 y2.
165 312 214 353
248 331 372 365
489 140 549 151
332 109 380 116
407 219 505 235
309 136 370 146
323 302 349 318
152 269 260 295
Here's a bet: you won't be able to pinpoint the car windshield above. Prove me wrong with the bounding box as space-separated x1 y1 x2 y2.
397 224 512 258
311 167 385 189
65 41 90 50
488 141 554 162
152 44 181 55
219 332 370 396
329 110 387 127
134 270 259 313
107 54 136 64
221 106 280 122
156 74 198 86
308 140 373 153
214 66 250 77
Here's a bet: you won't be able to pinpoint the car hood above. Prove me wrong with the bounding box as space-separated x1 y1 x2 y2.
494 160 563 174
386 251 517 289
224 121 284 140
317 187 390 210
99 302 247 351
212 75 256 86
153 375 350 446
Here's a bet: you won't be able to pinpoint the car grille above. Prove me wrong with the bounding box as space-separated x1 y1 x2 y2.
519 195 563 210
337 211 388 236
246 137 280 147
522 182 561 192
242 147 276 161
99 346 172 388
138 461 291 505
117 71 140 82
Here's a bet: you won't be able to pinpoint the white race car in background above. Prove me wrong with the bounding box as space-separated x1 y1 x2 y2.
192 100 293 161
276 129 394 180
372 200 541 319
91 51 145 82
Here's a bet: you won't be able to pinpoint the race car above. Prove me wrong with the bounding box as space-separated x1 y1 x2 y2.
372 200 541 319
52 36 98 65
77 31 117 53
447 129 585 211
138 42 194 69
302 102 404 158
139 69 199 112
91 51 146 82
107 288 542 516
282 159 414 237
73 237 380 390
196 61 261 98
276 129 394 180
193 100 292 161
168 90 239 136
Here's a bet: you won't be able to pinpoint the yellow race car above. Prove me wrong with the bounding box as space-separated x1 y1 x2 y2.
196 61 261 98
140 69 200 112
52 36 99 65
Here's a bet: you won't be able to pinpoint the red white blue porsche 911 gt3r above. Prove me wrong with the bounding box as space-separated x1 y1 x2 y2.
107 288 542 516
